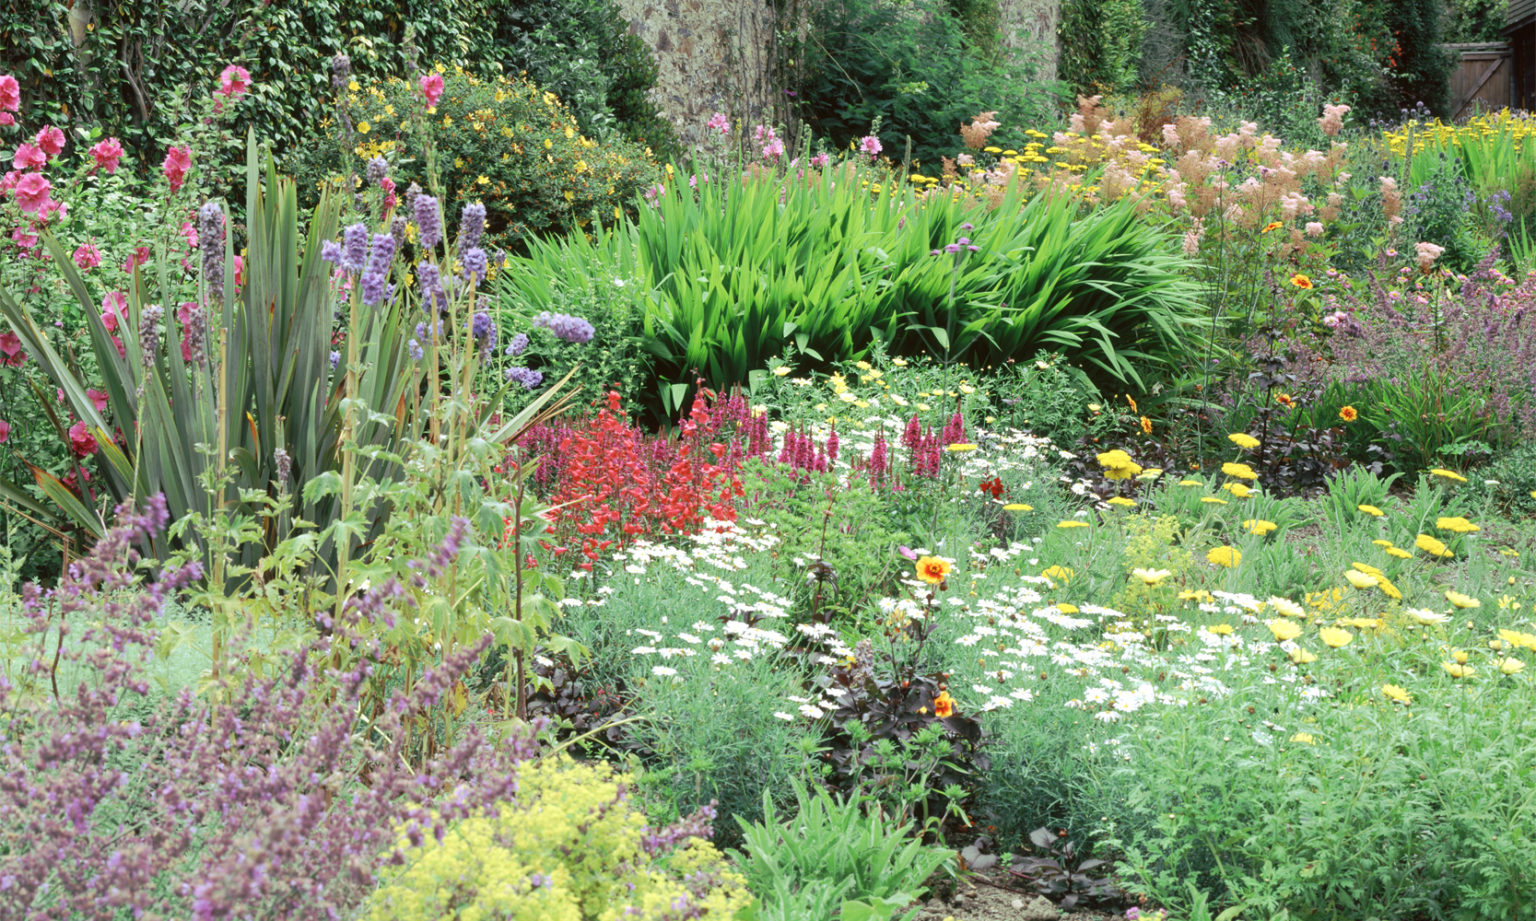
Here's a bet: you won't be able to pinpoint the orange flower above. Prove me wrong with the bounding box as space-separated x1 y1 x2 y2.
1290 274 1313 289
1261 221 1283 234
916 556 952 585
1275 392 1296 408
1140 415 1153 434
1126 394 1138 412
933 691 955 718
1338 405 1358 422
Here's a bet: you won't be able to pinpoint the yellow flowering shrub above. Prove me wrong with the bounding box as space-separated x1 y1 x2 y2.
367 756 752 921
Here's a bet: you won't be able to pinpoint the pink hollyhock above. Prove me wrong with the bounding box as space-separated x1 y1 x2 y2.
34 126 65 156
0 331 26 367
859 135 882 158
810 152 830 168
232 253 244 288
0 73 18 120
100 291 127 332
0 170 18 194
707 112 730 135
90 137 124 173
73 242 101 269
162 145 192 192
68 420 98 457
123 245 150 273
13 143 46 171
418 72 445 107
180 220 197 251
0 418 9 443
10 226 37 251
87 388 110 411
12 172 51 213
215 64 251 100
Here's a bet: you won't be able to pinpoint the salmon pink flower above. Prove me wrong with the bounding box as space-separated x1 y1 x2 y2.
419 72 444 107
12 173 51 213
215 65 251 99
13 143 46 171
33 126 65 156
90 137 124 173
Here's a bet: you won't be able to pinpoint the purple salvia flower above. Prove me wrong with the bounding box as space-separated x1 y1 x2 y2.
341 223 368 274
361 233 396 306
461 246 488 282
414 194 443 249
458 202 486 251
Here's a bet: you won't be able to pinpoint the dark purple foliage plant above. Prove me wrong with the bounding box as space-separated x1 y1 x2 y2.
0 496 540 920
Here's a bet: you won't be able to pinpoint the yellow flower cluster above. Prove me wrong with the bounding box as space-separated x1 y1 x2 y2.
367 757 752 921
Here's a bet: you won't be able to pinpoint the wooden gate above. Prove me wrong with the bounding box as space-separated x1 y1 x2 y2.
1445 42 1512 119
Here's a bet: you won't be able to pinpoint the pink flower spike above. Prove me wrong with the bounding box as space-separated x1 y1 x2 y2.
419 72 445 107
13 143 47 171
34 126 65 156
90 137 125 174
215 64 251 100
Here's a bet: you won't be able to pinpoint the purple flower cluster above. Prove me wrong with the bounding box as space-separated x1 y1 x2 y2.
361 233 396 306
415 194 443 249
505 331 529 357
458 201 486 251
0 498 566 920
198 202 225 302
505 365 544 390
462 246 488 282
470 311 497 354
532 311 595 344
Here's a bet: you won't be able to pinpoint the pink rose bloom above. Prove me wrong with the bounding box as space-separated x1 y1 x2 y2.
0 330 26 367
12 172 52 213
859 135 883 158
13 143 46 171
73 242 102 269
90 137 124 174
87 388 110 412
163 145 192 192
215 64 251 99
34 126 65 156
0 419 10 443
0 73 19 115
68 420 98 457
419 72 445 107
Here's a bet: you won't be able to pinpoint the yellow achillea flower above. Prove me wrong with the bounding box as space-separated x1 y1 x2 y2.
1382 683 1411 704
1435 516 1479 533
1429 468 1468 483
1290 732 1315 744
1106 497 1138 507
1201 496 1228 505
1003 503 1033 511
1228 433 1261 449
1445 590 1480 609
1096 449 1142 480
1057 520 1090 529
1268 619 1303 641
1041 565 1074 583
1319 627 1353 648
1180 479 1204 487
1221 462 1258 480
1385 546 1412 559
1358 504 1384 516
946 443 978 453
1206 546 1240 568
1244 519 1278 535
1055 603 1080 614
1415 534 1454 558
1223 483 1253 498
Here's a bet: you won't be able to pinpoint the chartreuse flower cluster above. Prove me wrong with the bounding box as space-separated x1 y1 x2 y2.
368 756 751 921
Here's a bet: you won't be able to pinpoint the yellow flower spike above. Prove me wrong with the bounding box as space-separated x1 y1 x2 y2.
1228 433 1261 449
1357 504 1385 517
1345 570 1379 590
1445 590 1480 609
1268 619 1303 641
1319 627 1353 648
1415 534 1454 558
1206 546 1240 568
1381 683 1411 704
1435 517 1479 533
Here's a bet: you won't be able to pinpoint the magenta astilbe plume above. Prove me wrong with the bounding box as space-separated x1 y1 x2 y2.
826 426 839 464
901 413 922 451
941 410 964 446
866 428 890 488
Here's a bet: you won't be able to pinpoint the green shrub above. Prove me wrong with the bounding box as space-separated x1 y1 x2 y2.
367 755 754 920
790 0 1058 170
1058 0 1147 98
328 69 659 251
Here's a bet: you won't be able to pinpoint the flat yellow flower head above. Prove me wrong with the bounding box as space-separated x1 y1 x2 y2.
1345 570 1379 589
1107 497 1137 507
1221 462 1258 480
1497 629 1536 651
1429 468 1468 483
1041 565 1074 584
1243 519 1278 536
1497 657 1526 675
1357 504 1384 517
1057 520 1090 529
1435 516 1479 534
1223 483 1253 498
1445 590 1480 609
1289 647 1318 664
1290 732 1316 745
1381 683 1411 705
1201 496 1228 505
1415 534 1454 558
1206 546 1240 568
1132 568 1171 585
1442 661 1475 678
1206 624 1234 636
1003 503 1033 511
1228 433 1261 450
1319 626 1353 648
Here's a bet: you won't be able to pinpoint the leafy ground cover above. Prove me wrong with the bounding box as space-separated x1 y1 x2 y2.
1 50 1534 921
